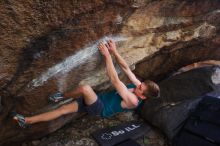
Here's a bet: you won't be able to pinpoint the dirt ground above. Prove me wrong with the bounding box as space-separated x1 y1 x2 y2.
22 112 169 146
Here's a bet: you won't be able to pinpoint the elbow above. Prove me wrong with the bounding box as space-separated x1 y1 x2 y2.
124 99 138 107
130 98 139 107
132 100 139 107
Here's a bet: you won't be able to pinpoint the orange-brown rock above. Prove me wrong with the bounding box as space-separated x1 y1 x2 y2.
0 0 220 145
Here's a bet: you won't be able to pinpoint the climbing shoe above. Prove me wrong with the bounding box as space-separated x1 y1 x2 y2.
13 113 28 128
49 92 64 103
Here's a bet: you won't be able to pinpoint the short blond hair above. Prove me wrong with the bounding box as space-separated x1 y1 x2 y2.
143 80 160 98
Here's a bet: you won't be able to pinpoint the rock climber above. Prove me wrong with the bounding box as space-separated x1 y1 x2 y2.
13 39 160 128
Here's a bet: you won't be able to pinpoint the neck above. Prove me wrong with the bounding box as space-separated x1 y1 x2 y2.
129 88 144 100
133 92 142 101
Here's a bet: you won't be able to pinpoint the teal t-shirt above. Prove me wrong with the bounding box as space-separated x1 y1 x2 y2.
98 84 142 118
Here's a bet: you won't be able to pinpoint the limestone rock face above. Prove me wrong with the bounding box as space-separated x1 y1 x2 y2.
0 0 220 145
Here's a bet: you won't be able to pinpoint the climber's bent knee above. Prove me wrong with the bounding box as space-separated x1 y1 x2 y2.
80 85 98 105
59 102 78 115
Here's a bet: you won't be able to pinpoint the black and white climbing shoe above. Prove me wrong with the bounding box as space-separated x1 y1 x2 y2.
49 92 64 103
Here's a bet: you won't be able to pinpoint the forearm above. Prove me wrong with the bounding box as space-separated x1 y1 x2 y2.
104 55 131 103
113 51 129 71
105 55 120 84
112 50 141 85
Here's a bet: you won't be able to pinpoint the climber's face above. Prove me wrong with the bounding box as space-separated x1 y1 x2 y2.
134 82 147 100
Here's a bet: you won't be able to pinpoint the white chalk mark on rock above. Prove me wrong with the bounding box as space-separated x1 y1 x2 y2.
29 35 127 88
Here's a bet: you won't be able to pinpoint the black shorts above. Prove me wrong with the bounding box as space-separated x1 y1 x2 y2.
76 97 104 116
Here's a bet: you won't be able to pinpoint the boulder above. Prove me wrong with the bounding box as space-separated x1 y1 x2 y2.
0 0 220 145
141 66 220 139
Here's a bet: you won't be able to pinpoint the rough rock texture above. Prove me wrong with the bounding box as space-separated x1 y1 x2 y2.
0 0 220 145
21 113 167 146
141 66 220 139
20 66 219 146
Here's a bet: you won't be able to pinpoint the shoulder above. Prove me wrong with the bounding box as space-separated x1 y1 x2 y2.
126 83 136 88
125 92 139 107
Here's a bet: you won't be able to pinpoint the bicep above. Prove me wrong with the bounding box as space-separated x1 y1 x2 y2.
113 80 137 105
113 80 131 102
124 69 141 86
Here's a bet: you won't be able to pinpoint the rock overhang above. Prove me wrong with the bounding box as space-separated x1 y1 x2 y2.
0 0 220 145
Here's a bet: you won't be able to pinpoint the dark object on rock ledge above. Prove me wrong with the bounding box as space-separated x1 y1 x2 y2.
173 95 220 146
141 66 220 139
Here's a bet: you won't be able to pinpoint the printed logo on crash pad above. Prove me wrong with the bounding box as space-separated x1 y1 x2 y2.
100 124 140 140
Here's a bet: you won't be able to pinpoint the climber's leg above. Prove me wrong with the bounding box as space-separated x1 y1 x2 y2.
64 85 98 105
14 85 101 126
14 102 78 124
